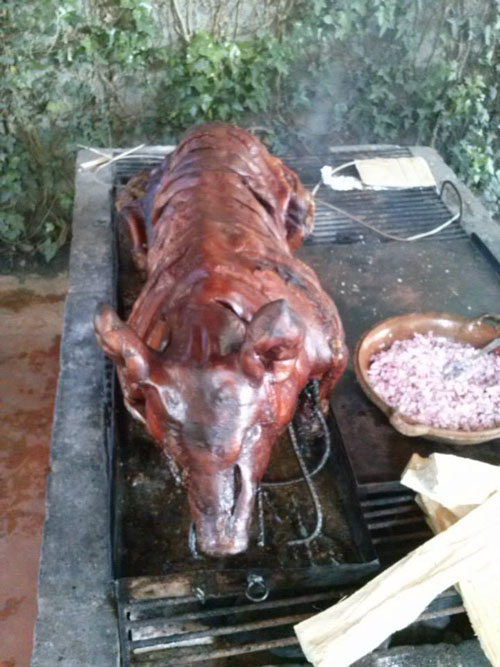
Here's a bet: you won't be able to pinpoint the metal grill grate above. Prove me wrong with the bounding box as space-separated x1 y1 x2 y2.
113 147 413 183
117 584 465 666
311 186 465 244
358 481 433 566
116 483 465 667
117 584 343 666
113 145 466 245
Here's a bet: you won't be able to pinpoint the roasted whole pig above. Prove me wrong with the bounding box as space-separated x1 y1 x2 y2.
94 123 347 556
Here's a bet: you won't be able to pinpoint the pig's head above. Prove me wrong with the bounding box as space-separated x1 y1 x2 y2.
94 299 305 556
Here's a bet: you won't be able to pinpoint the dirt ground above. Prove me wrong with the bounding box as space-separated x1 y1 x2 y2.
0 272 68 667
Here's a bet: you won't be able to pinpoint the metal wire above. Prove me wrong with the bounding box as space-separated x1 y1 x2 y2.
185 380 329 556
261 380 331 488
188 522 202 560
315 196 460 242
287 422 324 546
314 161 463 242
163 448 183 486
256 488 266 547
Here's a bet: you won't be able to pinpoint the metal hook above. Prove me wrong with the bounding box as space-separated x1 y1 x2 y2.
245 573 269 602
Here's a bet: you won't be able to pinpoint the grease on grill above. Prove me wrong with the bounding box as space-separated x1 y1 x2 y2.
112 209 376 582
116 408 356 577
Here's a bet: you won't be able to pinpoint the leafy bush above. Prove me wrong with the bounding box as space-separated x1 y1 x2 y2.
1 0 498 262
155 32 291 130
285 0 500 210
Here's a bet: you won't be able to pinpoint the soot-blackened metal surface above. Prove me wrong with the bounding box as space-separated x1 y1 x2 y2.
297 238 500 483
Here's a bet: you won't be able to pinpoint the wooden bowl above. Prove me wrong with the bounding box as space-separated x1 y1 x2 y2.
354 312 500 445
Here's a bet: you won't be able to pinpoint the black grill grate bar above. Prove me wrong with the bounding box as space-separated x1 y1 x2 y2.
371 530 432 545
434 589 465 602
313 217 455 231
309 221 464 235
314 208 453 223
420 605 465 622
318 186 440 200
308 228 463 241
363 504 421 519
306 229 465 244
310 228 464 239
313 214 454 228
314 218 455 230
316 199 453 215
360 494 416 507
310 226 461 239
307 221 465 243
318 195 445 209
315 203 452 218
128 589 342 625
311 224 460 234
131 636 301 665
131 612 311 650
367 516 430 531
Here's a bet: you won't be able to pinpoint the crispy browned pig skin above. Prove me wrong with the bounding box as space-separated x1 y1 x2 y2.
94 123 347 556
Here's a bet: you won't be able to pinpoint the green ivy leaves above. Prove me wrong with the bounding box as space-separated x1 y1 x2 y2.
1 0 499 264
157 32 284 129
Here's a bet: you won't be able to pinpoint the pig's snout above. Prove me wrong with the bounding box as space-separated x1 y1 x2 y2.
188 464 255 556
196 513 250 556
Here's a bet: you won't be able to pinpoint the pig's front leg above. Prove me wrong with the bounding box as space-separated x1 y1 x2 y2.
317 340 348 413
295 343 348 435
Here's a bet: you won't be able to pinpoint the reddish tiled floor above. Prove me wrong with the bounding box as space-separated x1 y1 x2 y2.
0 274 68 667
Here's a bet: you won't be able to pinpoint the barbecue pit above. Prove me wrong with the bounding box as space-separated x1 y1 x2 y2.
32 144 500 666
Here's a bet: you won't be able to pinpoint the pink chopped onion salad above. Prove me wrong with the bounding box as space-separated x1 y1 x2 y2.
367 333 500 431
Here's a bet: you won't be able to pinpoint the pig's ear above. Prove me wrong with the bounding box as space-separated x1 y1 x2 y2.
94 302 152 382
241 299 304 383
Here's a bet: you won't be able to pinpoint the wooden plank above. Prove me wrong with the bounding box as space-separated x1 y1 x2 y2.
294 490 500 667
404 453 500 667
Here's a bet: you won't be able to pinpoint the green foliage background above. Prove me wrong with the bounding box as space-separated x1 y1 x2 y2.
1 0 499 262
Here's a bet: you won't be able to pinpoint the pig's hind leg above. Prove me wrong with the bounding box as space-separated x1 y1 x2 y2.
116 170 151 273
282 164 315 251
